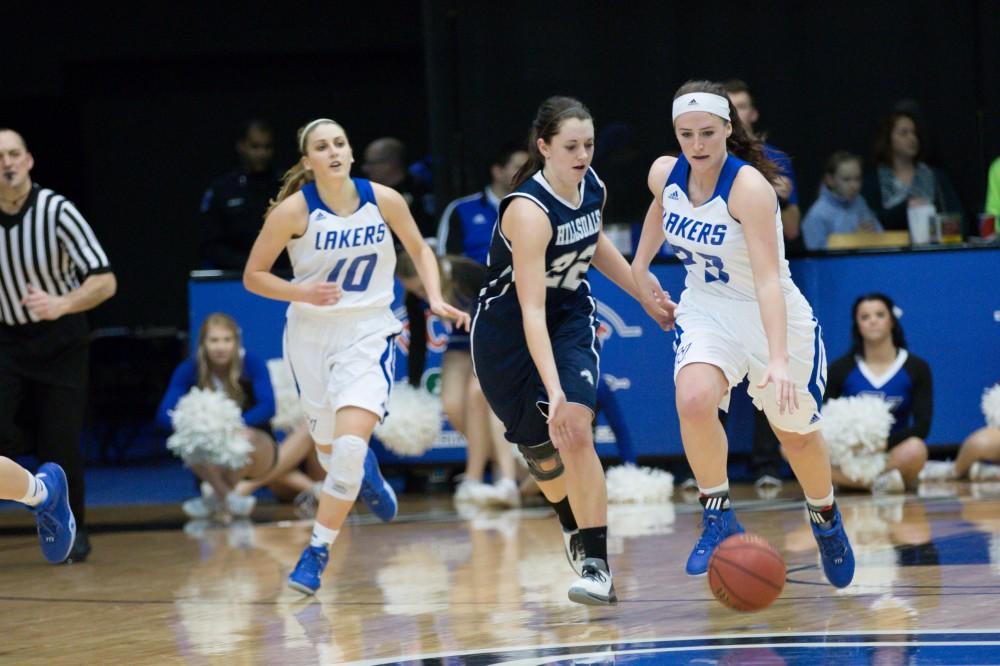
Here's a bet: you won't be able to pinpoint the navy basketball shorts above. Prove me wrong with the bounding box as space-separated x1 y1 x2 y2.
472 300 601 446
445 330 471 353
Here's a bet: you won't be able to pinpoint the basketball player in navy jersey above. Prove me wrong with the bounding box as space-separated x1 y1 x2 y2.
472 96 675 605
244 119 469 595
826 293 931 491
631 80 855 588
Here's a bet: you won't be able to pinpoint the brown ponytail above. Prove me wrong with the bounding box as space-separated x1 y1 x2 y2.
673 80 780 185
265 118 342 218
511 96 594 190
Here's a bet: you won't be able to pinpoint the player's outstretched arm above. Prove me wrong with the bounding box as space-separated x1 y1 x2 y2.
731 168 796 414
375 184 470 330
630 157 678 331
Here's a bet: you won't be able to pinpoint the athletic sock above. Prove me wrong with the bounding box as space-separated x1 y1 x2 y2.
698 480 731 511
19 469 47 507
806 493 838 528
579 526 608 565
548 496 578 532
309 523 339 549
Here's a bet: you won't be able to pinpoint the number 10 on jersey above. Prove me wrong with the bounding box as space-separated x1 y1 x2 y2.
326 253 377 291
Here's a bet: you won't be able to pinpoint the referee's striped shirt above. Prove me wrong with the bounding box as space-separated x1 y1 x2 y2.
0 184 111 326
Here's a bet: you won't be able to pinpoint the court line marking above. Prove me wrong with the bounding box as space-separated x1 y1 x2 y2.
339 629 1000 666
493 640 1000 666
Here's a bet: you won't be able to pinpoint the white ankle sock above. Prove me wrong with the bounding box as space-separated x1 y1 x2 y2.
806 489 835 510
19 469 47 507
698 480 730 496
309 523 339 549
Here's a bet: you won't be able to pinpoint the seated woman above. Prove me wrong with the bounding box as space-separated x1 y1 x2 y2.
922 385 1000 482
397 253 520 508
861 110 965 235
802 151 882 250
826 293 931 492
156 312 278 519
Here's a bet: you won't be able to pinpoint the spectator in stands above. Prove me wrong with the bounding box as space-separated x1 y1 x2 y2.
362 137 435 238
861 110 965 235
363 137 435 387
723 79 803 254
156 312 278 519
985 156 1000 220
199 119 283 270
437 142 528 265
825 293 931 493
397 253 520 508
802 151 882 250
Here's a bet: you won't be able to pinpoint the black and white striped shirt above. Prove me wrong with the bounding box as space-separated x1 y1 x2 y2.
0 185 111 326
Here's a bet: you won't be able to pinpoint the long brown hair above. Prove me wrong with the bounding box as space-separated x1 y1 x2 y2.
511 96 593 190
196 312 245 406
672 80 780 185
265 119 343 218
872 110 922 167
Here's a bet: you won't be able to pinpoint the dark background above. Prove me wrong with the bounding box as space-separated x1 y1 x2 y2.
4 1 998 330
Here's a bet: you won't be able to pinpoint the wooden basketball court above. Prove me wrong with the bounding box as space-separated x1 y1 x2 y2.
3 482 1000 664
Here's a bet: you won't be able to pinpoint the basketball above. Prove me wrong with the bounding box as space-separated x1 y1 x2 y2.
708 533 786 612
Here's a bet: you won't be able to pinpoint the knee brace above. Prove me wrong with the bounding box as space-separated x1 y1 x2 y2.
517 440 564 482
322 435 368 501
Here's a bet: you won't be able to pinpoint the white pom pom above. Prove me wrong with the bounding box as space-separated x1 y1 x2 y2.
266 358 304 433
982 384 1000 429
608 502 676 538
374 384 442 457
605 464 674 503
821 395 895 485
167 388 253 469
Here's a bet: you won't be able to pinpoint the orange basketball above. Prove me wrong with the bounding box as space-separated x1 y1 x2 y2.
708 533 785 612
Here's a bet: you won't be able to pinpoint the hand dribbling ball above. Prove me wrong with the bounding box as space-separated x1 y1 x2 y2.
708 533 785 611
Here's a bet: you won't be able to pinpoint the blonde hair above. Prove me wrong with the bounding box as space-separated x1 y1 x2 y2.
196 312 245 407
265 118 343 218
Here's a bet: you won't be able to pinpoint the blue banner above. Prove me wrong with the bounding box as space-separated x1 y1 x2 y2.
190 246 999 460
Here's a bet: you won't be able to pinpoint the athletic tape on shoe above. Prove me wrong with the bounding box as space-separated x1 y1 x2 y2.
322 435 367 500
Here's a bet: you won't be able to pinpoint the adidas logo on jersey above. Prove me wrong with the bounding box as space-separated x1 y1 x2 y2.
315 211 327 220
668 191 679 200
809 413 821 425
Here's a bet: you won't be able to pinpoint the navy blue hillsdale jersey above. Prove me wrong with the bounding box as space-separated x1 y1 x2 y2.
476 168 606 318
471 167 606 445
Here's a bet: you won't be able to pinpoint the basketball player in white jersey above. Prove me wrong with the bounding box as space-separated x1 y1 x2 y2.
630 80 855 589
244 119 469 595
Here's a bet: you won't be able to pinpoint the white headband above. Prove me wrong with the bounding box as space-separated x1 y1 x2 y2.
299 118 338 152
672 93 731 122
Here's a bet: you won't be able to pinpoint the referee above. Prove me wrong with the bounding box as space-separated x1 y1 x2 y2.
0 128 116 563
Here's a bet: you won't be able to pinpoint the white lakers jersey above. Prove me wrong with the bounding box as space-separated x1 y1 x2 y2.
661 154 801 304
286 179 396 315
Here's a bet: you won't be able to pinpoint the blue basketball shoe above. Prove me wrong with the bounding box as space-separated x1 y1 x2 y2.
358 448 398 522
810 506 855 588
30 463 77 564
288 545 330 595
686 507 745 576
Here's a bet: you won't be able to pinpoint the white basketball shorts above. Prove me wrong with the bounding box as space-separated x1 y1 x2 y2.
672 288 827 434
284 306 402 444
